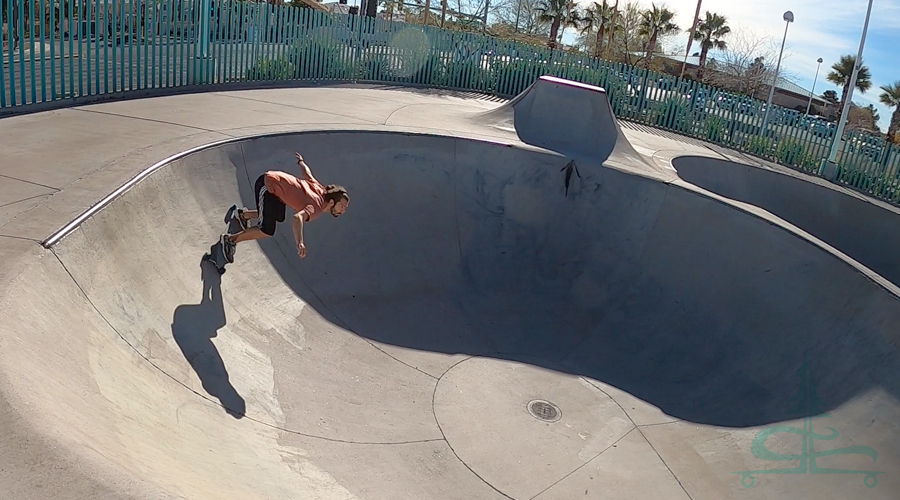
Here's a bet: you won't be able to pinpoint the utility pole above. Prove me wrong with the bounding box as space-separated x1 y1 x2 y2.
680 0 702 79
515 0 521 33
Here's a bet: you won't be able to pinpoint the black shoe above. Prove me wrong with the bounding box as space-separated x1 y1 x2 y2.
220 233 236 263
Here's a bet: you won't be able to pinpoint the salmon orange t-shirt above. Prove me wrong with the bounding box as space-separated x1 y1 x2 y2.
263 171 327 221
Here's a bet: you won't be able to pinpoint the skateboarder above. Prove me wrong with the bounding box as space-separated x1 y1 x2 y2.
221 152 349 262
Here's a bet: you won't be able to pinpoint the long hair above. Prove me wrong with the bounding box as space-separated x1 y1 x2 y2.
323 184 349 204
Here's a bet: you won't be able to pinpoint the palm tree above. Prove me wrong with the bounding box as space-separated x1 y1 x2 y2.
879 81 900 143
638 3 679 69
607 0 619 50
536 0 583 50
580 1 616 57
826 54 872 110
692 11 729 80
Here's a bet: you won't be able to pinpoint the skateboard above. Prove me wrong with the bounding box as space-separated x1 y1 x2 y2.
202 240 229 275
225 203 253 230
202 205 244 274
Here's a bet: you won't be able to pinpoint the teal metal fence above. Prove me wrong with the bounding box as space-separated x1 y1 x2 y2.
2 0 898 204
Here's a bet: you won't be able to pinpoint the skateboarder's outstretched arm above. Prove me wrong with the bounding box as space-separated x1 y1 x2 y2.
295 152 317 183
291 210 308 258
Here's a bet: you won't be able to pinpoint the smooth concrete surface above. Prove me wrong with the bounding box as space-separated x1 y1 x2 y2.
2 82 899 500
672 155 900 288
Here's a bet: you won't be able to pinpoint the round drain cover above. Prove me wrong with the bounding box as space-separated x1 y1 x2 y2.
527 400 561 422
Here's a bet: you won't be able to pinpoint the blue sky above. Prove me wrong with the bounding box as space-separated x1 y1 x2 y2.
569 0 899 130
332 0 898 129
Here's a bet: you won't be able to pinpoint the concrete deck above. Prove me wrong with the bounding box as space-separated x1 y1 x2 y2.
2 83 899 500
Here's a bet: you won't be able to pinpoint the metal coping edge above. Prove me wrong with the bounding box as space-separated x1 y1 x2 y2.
39 128 525 249
42 135 244 249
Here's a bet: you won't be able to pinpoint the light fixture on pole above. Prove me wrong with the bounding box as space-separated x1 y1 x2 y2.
805 57 823 116
760 11 794 135
822 0 875 178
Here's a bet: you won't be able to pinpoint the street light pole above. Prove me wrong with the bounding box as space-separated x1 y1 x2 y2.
805 57 823 116
822 0 875 176
760 11 793 136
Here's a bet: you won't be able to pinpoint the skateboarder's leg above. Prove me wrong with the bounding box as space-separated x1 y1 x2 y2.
229 226 268 244
222 175 284 262
222 225 272 262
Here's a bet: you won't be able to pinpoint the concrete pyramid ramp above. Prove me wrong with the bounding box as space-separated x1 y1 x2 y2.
476 75 639 162
2 130 900 500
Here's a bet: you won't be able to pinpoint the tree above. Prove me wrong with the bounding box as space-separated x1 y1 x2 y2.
692 11 730 80
638 3 679 69
846 104 879 133
700 29 779 98
868 104 881 125
579 1 616 57
580 1 644 65
491 0 551 35
535 0 583 49
879 81 900 143
607 0 619 51
826 54 872 114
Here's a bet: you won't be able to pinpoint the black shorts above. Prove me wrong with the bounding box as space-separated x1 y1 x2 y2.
254 174 286 236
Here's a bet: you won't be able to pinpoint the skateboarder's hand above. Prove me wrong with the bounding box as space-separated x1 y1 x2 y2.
295 152 304 164
297 241 307 259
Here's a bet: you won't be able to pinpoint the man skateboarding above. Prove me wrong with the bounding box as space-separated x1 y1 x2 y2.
221 152 349 262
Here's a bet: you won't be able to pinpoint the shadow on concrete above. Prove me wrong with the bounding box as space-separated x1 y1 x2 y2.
240 196 900 431
231 133 900 431
172 258 246 419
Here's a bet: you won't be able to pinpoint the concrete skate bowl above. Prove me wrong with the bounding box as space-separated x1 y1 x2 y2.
673 155 900 288
3 130 900 500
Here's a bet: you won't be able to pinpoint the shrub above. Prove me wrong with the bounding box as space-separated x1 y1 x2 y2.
654 96 691 133
287 36 355 80
746 136 773 156
775 138 806 165
704 116 727 143
245 56 294 81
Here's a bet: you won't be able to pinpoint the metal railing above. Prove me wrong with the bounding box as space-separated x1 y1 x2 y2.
3 0 898 204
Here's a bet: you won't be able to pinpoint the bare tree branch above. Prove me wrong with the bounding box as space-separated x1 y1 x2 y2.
700 27 781 98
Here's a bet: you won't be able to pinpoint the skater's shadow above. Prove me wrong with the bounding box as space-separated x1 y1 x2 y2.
171 258 246 419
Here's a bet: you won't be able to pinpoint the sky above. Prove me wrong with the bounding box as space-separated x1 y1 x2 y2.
325 0 898 129
568 0 900 130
